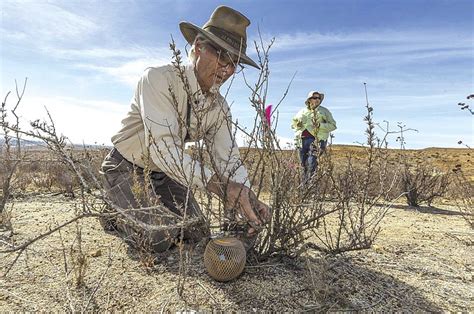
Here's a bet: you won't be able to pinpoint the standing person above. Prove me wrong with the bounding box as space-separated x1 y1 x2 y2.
291 91 337 182
100 6 271 253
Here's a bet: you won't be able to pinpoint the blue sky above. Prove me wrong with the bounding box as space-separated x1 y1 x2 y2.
1 0 473 148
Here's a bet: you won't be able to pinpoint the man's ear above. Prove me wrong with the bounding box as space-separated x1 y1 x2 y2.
195 41 203 56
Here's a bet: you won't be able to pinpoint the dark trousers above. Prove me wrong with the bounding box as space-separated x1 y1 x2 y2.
299 137 327 182
100 148 209 252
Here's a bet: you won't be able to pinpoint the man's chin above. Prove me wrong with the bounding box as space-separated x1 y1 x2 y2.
209 83 222 94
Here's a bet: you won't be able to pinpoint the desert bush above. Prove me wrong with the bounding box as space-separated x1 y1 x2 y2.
400 164 450 207
453 94 473 228
9 156 80 196
0 208 13 234
304 92 401 255
0 80 27 214
451 170 473 228
227 44 399 257
394 125 450 207
0 81 116 276
457 94 474 116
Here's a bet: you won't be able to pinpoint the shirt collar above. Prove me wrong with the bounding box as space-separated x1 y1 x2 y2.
184 64 201 97
185 64 224 105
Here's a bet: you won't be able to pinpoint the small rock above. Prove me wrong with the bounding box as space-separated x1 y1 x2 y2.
90 249 102 257
372 244 384 253
464 273 472 282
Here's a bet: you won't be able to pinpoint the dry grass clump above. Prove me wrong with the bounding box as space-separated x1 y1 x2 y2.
451 165 474 229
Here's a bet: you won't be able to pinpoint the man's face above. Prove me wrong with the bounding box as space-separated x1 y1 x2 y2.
194 41 238 93
308 93 322 110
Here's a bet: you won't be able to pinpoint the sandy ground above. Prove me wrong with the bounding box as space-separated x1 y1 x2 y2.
0 194 472 312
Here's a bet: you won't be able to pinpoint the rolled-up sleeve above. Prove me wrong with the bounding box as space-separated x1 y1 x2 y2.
206 104 250 187
322 109 337 132
139 68 214 189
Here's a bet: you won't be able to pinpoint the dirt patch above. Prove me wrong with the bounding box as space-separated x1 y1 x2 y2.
0 195 472 311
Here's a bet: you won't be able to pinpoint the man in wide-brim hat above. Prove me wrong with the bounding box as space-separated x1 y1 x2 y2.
100 6 270 253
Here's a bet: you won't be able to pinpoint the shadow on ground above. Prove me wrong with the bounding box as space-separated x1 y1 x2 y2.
391 204 464 216
137 245 442 311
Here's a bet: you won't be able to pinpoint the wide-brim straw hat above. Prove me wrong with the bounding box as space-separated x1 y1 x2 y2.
305 90 325 106
179 6 260 69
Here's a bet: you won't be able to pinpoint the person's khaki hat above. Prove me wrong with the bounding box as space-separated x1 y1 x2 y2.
305 91 325 106
179 6 260 69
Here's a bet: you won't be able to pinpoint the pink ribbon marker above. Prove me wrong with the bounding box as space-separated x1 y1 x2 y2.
265 104 272 126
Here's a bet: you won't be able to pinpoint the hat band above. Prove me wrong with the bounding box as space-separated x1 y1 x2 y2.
204 26 247 53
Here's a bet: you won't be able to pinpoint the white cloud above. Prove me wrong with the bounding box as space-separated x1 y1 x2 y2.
259 29 471 73
10 95 129 145
263 30 470 52
1 2 98 43
233 128 295 149
40 46 171 61
0 29 27 41
75 57 170 87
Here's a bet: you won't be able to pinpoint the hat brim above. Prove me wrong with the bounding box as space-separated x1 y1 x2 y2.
179 22 260 70
305 93 325 106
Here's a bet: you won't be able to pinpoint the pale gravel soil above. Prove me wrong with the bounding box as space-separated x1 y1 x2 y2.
0 195 472 311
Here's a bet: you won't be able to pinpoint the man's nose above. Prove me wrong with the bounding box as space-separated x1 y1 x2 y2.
219 64 235 75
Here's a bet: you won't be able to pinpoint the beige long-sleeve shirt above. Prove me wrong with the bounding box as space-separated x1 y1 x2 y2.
111 64 249 189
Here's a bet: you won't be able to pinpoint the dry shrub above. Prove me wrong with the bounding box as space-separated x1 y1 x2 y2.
393 124 451 207
401 165 450 207
236 47 398 258
451 168 474 229
69 224 89 287
304 104 400 255
1 83 26 213
13 160 76 196
0 208 13 233
452 94 473 227
5 147 108 198
0 83 114 277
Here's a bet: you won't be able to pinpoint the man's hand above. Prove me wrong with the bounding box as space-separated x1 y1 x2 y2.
207 174 271 233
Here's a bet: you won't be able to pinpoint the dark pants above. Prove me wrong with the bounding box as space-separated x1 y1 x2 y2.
100 148 209 253
299 137 327 182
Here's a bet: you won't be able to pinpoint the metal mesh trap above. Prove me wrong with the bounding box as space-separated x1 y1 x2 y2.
203 236 246 282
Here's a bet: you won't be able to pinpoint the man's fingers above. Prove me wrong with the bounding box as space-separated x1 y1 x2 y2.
247 226 257 236
229 184 265 227
259 204 271 222
244 205 261 226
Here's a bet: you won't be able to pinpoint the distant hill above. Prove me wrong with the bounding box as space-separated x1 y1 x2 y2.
0 136 43 148
0 135 111 150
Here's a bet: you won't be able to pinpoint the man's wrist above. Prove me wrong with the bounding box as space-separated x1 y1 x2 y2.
207 173 224 197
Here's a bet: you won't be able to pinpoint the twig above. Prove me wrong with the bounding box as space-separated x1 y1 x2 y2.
84 249 113 311
159 294 172 314
245 263 284 268
197 280 218 305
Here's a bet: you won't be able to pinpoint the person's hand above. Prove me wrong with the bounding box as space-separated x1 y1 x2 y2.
255 199 271 223
314 112 323 124
233 184 272 236
207 175 271 235
226 182 262 226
